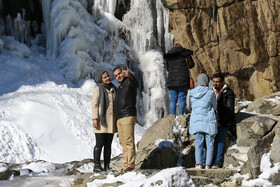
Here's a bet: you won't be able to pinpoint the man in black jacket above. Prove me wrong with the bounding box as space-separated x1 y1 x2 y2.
113 66 138 172
211 73 235 169
163 43 194 115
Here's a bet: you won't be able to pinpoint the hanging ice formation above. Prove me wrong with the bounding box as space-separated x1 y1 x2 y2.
41 0 173 127
41 0 133 83
3 11 31 46
122 0 173 127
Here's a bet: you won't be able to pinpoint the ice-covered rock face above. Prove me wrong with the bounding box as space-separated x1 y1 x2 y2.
123 0 173 54
40 0 132 83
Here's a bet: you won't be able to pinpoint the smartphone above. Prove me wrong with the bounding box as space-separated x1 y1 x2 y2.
122 65 127 70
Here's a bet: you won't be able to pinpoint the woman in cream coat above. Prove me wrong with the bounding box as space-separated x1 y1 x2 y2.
92 70 117 172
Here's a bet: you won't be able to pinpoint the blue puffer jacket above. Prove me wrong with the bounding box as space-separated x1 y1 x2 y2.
189 86 217 136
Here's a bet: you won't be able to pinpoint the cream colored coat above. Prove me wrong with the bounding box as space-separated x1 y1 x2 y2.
92 86 117 134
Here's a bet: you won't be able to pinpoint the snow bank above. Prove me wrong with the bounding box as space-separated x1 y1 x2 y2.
87 167 195 187
0 82 94 163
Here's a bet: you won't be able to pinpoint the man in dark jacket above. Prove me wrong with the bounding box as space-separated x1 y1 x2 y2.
113 66 138 172
211 73 235 169
163 43 194 115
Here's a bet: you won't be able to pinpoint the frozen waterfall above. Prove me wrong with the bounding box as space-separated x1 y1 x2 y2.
42 0 173 127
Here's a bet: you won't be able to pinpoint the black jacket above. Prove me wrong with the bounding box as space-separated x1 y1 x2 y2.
163 47 194 89
216 84 235 128
115 74 138 120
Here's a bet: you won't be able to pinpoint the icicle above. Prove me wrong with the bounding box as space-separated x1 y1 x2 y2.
41 0 53 58
14 13 24 43
5 15 13 36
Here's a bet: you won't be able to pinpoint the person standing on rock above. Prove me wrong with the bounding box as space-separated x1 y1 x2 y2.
92 70 117 172
211 73 235 169
163 42 194 115
189 73 217 169
113 65 138 172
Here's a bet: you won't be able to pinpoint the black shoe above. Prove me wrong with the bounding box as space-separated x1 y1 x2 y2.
104 163 110 171
211 163 222 169
94 164 104 172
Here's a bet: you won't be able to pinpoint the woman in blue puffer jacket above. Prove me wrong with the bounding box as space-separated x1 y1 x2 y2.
189 73 217 169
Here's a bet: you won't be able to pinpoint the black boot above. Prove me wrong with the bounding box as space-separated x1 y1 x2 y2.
93 147 104 172
104 146 111 171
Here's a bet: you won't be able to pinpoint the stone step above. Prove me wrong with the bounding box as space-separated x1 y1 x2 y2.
186 168 239 178
186 168 239 186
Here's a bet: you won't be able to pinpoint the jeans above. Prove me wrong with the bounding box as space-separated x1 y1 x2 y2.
194 132 215 166
214 126 228 164
169 87 188 115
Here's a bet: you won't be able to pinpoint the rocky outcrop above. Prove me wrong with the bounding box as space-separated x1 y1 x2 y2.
224 95 280 180
162 0 280 100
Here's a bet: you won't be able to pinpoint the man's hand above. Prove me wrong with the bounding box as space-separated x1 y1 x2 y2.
93 119 100 129
122 68 131 78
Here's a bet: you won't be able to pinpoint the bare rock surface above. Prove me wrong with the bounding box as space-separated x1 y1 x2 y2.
162 0 280 100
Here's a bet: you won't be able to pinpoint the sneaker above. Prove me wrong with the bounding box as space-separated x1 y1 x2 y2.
195 165 202 169
205 165 210 169
211 163 222 169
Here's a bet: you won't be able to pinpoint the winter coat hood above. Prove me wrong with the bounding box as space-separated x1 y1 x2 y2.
189 86 209 99
196 73 209 86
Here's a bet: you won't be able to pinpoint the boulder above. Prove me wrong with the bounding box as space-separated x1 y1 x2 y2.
243 130 275 179
270 122 280 163
137 114 176 151
136 114 193 169
223 145 250 168
269 171 280 186
236 116 276 147
247 92 280 115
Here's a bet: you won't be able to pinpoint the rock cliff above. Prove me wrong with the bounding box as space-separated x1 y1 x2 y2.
162 0 280 100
